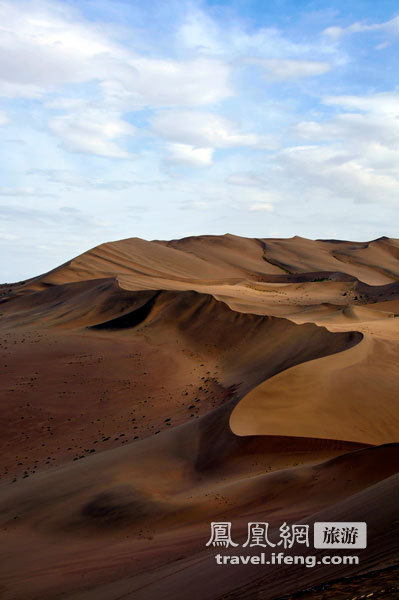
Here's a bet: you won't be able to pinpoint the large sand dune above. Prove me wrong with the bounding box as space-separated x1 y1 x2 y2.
0 234 398 599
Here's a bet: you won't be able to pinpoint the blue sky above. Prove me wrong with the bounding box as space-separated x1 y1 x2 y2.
0 0 398 281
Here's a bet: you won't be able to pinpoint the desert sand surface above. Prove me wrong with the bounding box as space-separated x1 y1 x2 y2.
0 233 398 600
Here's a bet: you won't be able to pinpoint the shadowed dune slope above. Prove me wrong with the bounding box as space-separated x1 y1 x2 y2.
0 442 395 600
217 470 399 600
0 279 362 484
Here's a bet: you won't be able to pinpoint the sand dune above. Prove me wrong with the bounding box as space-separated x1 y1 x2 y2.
7 234 399 293
0 234 398 599
230 332 399 444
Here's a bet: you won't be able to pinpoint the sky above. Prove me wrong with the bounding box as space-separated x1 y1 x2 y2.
0 0 398 281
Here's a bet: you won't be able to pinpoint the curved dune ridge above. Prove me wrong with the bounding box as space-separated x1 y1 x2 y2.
0 233 398 600
230 333 399 445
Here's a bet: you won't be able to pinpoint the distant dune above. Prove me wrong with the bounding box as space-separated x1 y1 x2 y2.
0 234 398 600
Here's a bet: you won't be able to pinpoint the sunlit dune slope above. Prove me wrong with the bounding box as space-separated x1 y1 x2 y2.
230 332 399 444
7 234 399 294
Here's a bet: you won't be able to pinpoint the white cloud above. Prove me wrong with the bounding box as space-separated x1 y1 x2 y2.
323 16 399 39
290 93 399 199
100 57 232 109
28 169 138 190
217 182 279 211
278 144 399 204
0 186 47 196
165 143 213 167
248 203 274 212
0 0 235 162
227 90 399 211
178 8 318 59
227 172 269 187
48 111 135 158
0 1 232 108
151 110 272 150
44 98 91 111
178 200 211 210
0 110 7 125
296 113 399 150
253 58 331 80
323 91 399 115
375 41 390 50
0 1 125 98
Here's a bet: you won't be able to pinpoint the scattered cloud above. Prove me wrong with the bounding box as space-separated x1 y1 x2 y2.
323 91 399 115
227 172 269 187
178 200 211 210
165 143 213 167
248 203 274 212
375 41 390 50
265 94 399 206
27 169 138 190
277 144 399 205
0 203 112 229
0 0 124 98
252 58 331 81
0 187 53 197
100 57 232 110
0 0 233 162
151 110 272 150
48 111 135 158
178 8 324 60
0 1 232 107
323 16 399 39
0 204 55 220
224 89 399 211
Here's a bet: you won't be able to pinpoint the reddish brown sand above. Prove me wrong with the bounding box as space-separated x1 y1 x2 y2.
0 234 398 600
